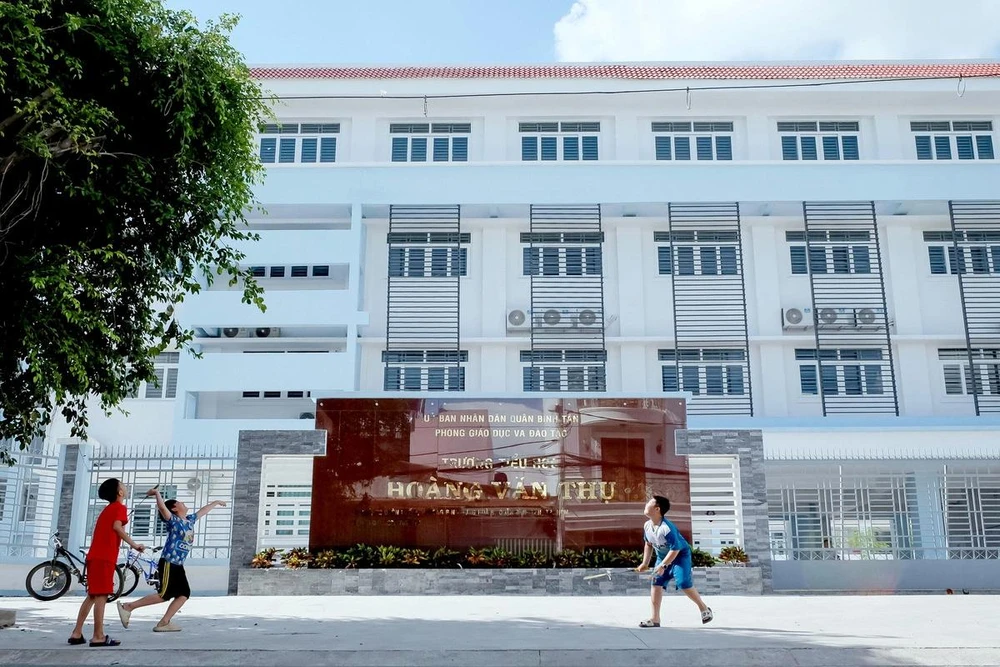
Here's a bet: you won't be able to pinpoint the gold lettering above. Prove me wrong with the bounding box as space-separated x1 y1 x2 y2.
387 482 405 498
600 481 616 501
531 482 549 498
492 482 510 499
577 481 598 500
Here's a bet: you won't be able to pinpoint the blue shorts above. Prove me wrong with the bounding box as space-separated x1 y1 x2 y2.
652 549 694 590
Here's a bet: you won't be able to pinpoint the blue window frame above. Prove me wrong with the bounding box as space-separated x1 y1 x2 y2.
653 122 734 161
912 121 995 161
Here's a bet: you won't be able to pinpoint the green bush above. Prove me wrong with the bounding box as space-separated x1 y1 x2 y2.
718 545 749 565
691 547 717 568
286 544 729 570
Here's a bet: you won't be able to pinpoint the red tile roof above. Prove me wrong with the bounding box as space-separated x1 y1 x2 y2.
250 63 1000 81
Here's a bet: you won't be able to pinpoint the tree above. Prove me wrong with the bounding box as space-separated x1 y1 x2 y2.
0 0 269 464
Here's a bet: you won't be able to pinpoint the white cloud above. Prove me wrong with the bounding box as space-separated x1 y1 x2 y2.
554 0 1000 62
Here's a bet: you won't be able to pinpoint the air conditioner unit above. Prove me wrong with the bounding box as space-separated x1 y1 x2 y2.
186 477 202 493
852 307 882 329
576 309 598 327
254 327 280 338
816 307 855 329
222 327 243 338
507 309 530 331
782 307 813 330
299 412 316 420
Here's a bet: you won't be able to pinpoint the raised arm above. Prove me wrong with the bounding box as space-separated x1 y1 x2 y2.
146 486 172 522
196 500 227 519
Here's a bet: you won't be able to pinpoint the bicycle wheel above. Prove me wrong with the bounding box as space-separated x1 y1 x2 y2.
25 560 72 601
107 564 125 603
117 563 140 598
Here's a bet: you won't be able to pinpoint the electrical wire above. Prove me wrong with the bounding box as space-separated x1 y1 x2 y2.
259 72 999 101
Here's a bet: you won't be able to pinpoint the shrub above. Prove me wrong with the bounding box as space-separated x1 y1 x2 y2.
343 544 377 568
429 548 462 568
516 549 552 568
481 546 515 568
311 549 341 569
554 549 582 568
718 545 749 565
614 550 643 568
400 548 429 567
691 547 717 568
465 547 489 568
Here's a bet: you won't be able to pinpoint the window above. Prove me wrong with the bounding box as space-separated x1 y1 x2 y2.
383 351 468 391
652 121 734 161
389 247 467 277
786 231 873 275
130 352 179 400
911 121 994 160
778 121 860 161
241 390 311 399
247 264 336 279
653 230 740 276
18 480 39 522
259 123 339 164
520 121 600 161
923 231 1000 275
390 123 470 163
523 365 606 392
522 247 602 276
939 349 1000 396
659 349 746 395
795 349 885 396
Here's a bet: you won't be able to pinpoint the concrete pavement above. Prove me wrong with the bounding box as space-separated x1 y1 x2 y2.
0 594 996 666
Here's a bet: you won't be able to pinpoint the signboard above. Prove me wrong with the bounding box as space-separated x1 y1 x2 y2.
309 397 689 552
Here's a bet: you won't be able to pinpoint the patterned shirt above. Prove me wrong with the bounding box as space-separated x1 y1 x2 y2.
161 512 197 565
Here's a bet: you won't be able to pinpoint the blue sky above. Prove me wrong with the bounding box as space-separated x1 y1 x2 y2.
166 0 571 64
166 0 1000 64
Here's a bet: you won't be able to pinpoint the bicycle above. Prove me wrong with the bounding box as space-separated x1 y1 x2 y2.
117 545 163 598
25 532 125 602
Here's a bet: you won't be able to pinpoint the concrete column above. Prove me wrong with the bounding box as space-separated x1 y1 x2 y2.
748 222 782 336
480 347 506 392
619 344 647 393
884 225 922 335
912 466 948 560
894 343 934 416
229 430 326 594
745 115 772 160
614 114 638 162
480 227 507 337
872 114 905 160
615 226 646 337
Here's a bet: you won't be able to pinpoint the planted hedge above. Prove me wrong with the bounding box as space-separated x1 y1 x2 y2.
250 545 719 570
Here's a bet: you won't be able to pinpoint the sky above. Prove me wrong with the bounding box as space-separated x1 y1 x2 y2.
166 0 1000 64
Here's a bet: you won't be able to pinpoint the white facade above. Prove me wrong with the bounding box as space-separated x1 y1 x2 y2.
7 63 1000 592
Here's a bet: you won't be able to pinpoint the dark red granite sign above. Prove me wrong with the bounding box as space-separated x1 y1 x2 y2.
309 397 689 552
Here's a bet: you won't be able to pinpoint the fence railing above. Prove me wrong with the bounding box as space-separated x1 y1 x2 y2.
0 439 60 559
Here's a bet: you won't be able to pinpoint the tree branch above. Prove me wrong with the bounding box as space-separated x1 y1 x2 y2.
0 87 56 134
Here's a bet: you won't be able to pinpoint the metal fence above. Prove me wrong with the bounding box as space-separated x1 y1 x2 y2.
689 455 743 555
0 439 61 559
84 443 236 560
767 458 1000 561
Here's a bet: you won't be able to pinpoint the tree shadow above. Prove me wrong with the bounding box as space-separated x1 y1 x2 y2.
0 598 961 666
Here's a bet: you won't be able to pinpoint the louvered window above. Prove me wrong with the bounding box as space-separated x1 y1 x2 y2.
258 122 340 164
795 348 885 396
390 122 470 163
658 348 746 395
523 365 606 392
245 264 337 280
134 352 180 400
652 121 734 161
778 121 860 161
389 247 467 277
911 121 994 160
785 230 873 275
938 349 1000 396
383 351 468 391
520 121 600 161
522 246 602 276
654 230 739 276
923 230 1000 275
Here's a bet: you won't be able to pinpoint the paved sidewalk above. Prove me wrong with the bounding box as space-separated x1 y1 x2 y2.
0 594 996 666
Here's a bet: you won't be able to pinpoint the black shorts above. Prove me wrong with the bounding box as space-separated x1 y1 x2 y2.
157 559 191 600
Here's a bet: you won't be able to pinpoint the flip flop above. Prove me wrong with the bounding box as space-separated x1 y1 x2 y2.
67 636 86 645
638 619 660 628
89 636 121 647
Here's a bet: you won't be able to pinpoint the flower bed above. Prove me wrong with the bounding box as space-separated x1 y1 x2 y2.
250 544 720 570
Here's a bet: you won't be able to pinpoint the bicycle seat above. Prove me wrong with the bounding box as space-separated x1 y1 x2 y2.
78 548 88 556
153 547 163 553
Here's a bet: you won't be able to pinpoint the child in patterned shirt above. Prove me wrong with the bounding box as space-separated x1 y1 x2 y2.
116 487 226 632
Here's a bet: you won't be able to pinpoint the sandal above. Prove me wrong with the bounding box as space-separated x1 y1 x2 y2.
89 636 121 647
638 619 660 628
68 636 86 645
